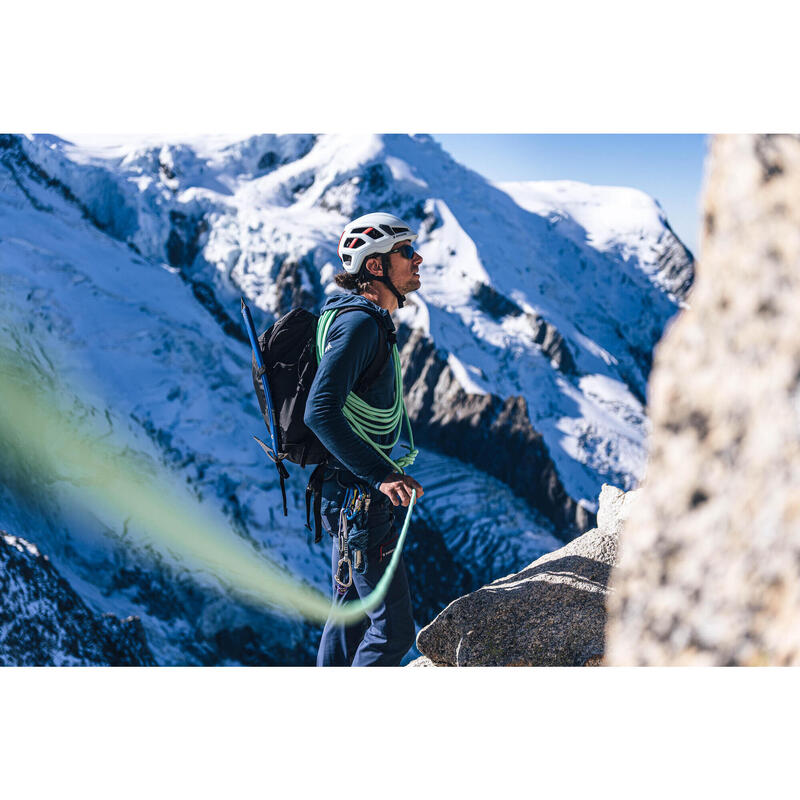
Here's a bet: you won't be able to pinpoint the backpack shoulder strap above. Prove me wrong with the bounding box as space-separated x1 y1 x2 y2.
326 306 396 394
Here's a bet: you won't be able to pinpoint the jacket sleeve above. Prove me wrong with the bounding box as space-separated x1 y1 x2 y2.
304 312 392 490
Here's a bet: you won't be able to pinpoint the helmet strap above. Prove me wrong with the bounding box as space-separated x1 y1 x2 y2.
376 254 406 309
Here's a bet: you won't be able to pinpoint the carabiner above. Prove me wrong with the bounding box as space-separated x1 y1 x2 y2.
335 556 353 589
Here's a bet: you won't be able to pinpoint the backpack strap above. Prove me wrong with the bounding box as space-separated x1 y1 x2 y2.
305 462 328 543
331 306 395 395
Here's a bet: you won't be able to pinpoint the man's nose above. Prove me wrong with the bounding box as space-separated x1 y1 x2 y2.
413 252 423 265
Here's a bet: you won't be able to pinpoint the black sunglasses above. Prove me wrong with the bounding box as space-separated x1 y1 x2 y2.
387 244 417 260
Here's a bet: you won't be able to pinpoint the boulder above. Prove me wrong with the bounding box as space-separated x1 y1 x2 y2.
605 135 800 665
415 483 638 666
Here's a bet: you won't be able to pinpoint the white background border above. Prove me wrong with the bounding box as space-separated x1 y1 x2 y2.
3 2 798 796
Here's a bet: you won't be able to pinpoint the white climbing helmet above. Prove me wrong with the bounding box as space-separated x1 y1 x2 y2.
337 212 418 275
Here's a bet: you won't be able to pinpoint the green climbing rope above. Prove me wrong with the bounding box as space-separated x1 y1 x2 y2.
316 308 418 474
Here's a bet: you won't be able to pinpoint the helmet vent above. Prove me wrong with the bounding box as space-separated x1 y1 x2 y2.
351 226 385 239
344 237 366 249
379 225 395 235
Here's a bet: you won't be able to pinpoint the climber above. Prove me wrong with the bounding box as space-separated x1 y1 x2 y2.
304 211 425 667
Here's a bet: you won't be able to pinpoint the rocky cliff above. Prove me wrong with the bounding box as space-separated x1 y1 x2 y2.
398 325 595 539
415 135 800 668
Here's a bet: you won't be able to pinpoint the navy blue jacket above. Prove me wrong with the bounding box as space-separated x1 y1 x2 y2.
304 293 398 490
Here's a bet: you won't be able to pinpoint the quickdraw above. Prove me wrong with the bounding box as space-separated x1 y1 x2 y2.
335 508 353 591
334 485 372 591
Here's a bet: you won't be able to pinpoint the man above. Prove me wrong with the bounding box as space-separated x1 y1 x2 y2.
305 211 425 667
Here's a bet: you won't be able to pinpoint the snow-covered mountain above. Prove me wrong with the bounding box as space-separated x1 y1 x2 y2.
1 531 156 666
0 133 693 665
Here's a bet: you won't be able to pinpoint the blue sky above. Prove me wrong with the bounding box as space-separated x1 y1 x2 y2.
433 134 707 256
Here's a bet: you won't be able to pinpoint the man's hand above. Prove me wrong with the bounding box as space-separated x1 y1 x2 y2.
378 473 424 507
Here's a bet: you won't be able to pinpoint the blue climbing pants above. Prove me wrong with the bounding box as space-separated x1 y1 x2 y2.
316 470 415 667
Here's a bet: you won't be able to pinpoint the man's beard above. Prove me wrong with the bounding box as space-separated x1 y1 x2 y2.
397 275 420 294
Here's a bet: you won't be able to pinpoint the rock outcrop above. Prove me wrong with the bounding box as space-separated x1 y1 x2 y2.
415 483 638 666
0 530 157 666
654 219 695 300
469 282 578 375
605 134 800 665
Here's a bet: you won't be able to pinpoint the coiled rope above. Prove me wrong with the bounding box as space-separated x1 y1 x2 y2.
316 308 418 473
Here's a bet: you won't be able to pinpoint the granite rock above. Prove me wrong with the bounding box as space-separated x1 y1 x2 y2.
605 134 800 665
416 484 638 666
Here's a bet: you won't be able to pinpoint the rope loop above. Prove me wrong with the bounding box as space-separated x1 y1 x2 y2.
316 309 416 474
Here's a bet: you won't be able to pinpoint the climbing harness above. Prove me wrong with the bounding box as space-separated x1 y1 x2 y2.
334 483 376 591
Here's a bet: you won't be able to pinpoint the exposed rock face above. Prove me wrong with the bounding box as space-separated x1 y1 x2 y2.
0 530 157 666
471 281 525 320
605 134 800 666
416 483 638 665
655 219 695 300
398 326 595 540
274 255 321 318
469 283 579 376
166 209 207 268
525 312 578 376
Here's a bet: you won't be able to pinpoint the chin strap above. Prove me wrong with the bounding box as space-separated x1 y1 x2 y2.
376 255 406 309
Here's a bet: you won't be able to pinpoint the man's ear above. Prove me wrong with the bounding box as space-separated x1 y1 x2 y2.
364 255 383 278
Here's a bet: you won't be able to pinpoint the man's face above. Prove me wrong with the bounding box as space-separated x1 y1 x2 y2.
385 239 423 294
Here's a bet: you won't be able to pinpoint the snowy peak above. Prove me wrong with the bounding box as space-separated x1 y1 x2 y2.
498 179 694 300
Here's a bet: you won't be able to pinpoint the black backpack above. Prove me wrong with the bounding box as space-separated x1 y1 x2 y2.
250 304 394 541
